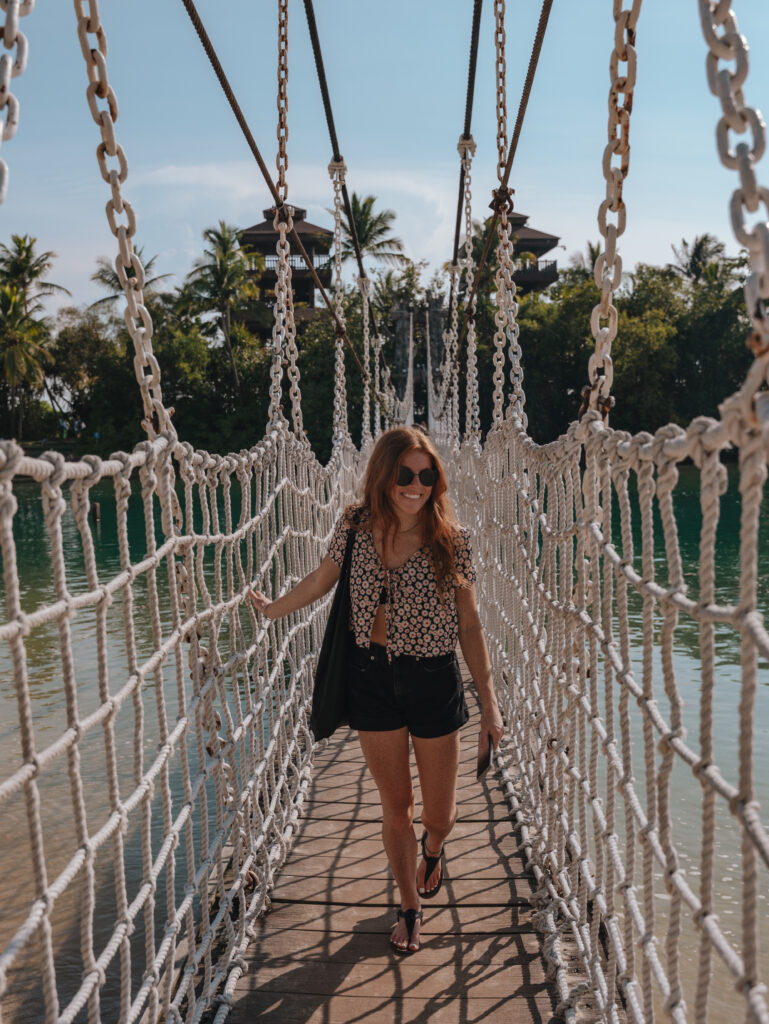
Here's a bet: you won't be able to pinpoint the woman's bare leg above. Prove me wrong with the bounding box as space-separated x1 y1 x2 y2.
412 729 461 894
357 727 421 951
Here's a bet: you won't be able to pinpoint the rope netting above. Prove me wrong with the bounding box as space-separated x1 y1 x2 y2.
0 430 360 1023
2 0 769 1022
448 405 769 1023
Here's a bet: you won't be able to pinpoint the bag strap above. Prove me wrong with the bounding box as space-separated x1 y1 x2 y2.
340 518 356 574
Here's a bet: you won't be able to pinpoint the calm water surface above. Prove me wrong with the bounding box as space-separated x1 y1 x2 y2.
0 464 768 1021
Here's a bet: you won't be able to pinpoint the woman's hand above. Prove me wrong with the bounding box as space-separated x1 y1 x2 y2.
248 588 277 619
478 700 505 754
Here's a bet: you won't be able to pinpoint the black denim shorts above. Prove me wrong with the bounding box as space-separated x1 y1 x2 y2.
347 640 469 739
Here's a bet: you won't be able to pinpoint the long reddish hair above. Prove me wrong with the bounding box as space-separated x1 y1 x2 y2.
348 427 466 592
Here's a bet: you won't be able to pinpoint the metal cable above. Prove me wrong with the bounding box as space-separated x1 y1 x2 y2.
178 0 370 382
302 0 381 337
451 0 484 271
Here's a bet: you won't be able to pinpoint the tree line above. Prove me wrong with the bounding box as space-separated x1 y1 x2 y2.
0 195 752 460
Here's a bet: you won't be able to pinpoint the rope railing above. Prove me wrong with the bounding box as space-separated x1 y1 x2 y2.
0 431 361 1023
3 3 769 1023
447 402 769 1023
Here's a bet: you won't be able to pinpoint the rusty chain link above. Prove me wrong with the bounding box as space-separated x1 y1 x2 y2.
0 0 33 205
585 0 642 419
490 0 523 428
73 0 171 438
494 0 507 183
329 158 348 444
358 275 372 446
459 135 480 442
276 0 289 203
698 1 769 377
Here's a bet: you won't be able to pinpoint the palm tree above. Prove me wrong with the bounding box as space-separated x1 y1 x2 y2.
336 193 407 266
89 247 173 310
0 234 70 313
0 285 49 438
185 221 260 394
669 233 727 283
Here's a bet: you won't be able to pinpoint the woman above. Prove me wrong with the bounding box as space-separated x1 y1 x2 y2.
248 427 504 953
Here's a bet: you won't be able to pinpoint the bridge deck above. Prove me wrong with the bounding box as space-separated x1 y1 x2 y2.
228 694 560 1023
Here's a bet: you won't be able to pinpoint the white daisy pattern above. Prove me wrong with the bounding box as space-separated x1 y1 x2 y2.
327 511 477 657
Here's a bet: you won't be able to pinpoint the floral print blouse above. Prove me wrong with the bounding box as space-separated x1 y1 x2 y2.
326 512 477 657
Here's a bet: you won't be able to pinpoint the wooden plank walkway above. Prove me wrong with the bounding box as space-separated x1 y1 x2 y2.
228 693 560 1023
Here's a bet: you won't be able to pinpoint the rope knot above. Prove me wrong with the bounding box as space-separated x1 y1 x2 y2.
0 439 23 482
84 963 107 989
40 450 67 489
81 454 104 487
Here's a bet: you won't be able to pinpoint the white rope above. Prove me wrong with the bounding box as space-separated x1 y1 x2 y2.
447 404 769 1024
4 4 769 1023
0 433 361 1023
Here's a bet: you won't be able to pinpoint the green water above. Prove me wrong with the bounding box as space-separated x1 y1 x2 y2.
0 464 768 1021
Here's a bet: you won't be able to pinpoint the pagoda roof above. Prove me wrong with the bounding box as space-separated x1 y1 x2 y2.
241 207 333 250
512 225 560 244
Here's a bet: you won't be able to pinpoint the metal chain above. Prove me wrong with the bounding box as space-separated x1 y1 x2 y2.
0 0 33 205
73 0 171 438
494 0 508 183
459 136 481 442
358 275 372 446
698 2 769 380
329 158 348 444
491 0 522 428
586 0 642 419
268 209 289 430
373 335 383 437
269 209 303 435
491 215 512 425
276 0 289 203
445 264 460 439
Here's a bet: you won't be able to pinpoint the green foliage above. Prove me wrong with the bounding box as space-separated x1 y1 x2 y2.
337 193 407 267
1 225 756 460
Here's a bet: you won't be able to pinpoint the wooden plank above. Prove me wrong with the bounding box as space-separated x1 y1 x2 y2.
229 687 560 1023
228 991 558 1024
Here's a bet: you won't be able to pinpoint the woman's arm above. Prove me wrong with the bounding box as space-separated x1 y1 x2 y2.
248 555 342 619
455 585 505 750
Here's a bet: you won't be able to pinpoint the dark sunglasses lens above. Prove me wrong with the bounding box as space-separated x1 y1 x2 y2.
396 466 437 487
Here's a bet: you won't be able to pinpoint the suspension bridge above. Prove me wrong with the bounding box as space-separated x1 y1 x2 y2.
2 2 769 1022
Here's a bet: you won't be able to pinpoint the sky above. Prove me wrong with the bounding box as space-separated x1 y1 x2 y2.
5 1 769 310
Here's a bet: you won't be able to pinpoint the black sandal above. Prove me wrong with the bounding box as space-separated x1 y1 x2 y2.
391 907 423 954
419 830 444 899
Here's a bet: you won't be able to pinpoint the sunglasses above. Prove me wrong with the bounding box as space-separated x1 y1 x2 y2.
396 465 438 487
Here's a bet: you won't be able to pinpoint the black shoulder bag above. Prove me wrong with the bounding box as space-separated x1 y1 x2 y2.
309 522 356 742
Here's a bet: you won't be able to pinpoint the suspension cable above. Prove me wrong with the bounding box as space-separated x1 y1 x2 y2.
178 0 370 383
451 0 484 271
438 0 554 417
302 0 382 337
